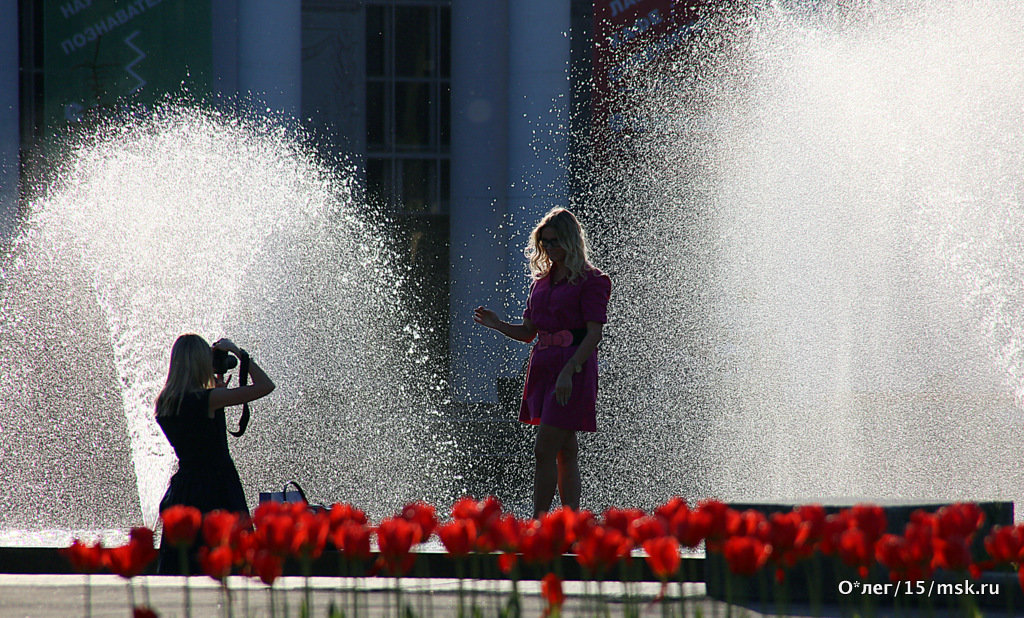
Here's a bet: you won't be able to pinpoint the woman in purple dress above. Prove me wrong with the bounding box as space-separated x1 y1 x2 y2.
475 208 611 517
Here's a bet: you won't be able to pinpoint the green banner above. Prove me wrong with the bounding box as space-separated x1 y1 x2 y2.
42 0 212 134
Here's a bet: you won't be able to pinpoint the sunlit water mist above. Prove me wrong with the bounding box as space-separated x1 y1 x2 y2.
584 0 1024 510
0 103 450 539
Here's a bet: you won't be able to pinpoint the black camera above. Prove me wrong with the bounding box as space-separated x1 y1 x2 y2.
212 347 238 375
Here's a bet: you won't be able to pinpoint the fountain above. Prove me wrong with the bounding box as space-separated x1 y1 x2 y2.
0 100 453 544
3 0 1024 546
582 0 1024 512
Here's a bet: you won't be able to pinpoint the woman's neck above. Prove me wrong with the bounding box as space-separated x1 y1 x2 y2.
550 263 568 281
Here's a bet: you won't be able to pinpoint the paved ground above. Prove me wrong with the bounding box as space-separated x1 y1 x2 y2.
0 574 1002 617
0 575 725 617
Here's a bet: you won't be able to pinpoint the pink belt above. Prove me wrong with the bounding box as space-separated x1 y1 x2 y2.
536 330 575 350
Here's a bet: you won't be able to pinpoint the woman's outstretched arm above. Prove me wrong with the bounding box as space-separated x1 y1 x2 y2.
474 307 538 343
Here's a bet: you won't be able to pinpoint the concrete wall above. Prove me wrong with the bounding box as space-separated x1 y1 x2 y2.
449 0 571 403
449 0 510 402
237 0 302 115
505 0 572 315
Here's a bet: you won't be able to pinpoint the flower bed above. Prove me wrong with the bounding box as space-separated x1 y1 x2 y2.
61 497 1024 617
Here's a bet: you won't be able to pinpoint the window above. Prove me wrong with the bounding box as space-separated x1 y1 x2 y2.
365 2 451 215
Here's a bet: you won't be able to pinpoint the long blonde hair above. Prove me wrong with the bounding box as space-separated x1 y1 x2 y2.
525 208 591 284
155 334 215 418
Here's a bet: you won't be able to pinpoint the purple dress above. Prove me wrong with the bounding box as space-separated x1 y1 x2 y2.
520 266 612 432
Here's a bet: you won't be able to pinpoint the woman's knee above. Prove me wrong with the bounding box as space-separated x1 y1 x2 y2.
534 425 566 462
558 435 579 462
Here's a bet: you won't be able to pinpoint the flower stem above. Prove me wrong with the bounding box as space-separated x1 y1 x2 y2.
178 547 192 617
83 573 91 618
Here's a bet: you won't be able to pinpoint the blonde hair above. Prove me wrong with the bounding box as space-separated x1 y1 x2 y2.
525 208 591 284
155 334 215 418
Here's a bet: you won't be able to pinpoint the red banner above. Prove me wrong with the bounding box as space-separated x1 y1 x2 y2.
592 1 704 143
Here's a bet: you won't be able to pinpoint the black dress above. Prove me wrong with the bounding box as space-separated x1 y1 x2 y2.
155 389 248 574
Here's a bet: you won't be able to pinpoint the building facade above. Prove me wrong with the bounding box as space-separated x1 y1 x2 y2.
6 0 600 403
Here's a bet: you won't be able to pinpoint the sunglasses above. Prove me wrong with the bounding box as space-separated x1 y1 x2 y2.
539 237 561 248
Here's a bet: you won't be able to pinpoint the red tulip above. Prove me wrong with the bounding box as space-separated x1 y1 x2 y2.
475 496 504 527
230 526 259 568
133 606 159 618
654 497 688 523
539 508 579 555
876 533 909 582
628 515 667 546
376 517 419 576
289 510 331 560
328 502 368 528
105 528 158 579
876 532 933 582
575 525 630 574
203 510 240 547
936 503 984 540
160 505 202 548
400 501 437 542
698 499 734 550
723 536 771 576
478 513 521 553
333 522 372 562
438 519 477 558
727 509 766 538
984 524 1024 565
61 539 106 574
643 536 681 580
198 545 234 580
793 504 826 559
818 511 851 556
541 572 565 610
252 549 282 586
903 518 937 581
257 511 295 556
452 495 504 551
519 519 559 565
602 507 645 537
498 552 518 575
933 535 972 572
673 507 713 549
838 528 874 578
758 512 801 560
756 511 807 581
253 500 285 524
571 510 599 544
850 504 887 543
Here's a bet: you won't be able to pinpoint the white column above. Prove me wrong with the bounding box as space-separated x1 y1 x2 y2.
449 0 509 402
0 1 20 246
505 0 572 361
237 0 301 114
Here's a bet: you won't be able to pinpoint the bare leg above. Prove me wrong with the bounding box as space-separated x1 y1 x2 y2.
533 424 567 518
556 431 581 511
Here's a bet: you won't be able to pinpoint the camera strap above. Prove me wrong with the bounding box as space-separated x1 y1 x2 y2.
229 351 251 437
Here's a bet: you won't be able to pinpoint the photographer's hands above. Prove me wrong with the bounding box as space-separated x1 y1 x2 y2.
213 338 242 355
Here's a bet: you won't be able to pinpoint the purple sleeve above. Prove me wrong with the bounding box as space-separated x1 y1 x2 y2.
523 280 536 322
580 271 611 324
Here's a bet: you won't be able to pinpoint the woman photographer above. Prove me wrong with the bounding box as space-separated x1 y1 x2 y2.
154 334 275 574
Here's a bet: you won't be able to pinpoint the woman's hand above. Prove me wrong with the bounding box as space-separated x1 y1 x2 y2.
473 307 501 330
213 338 241 355
555 367 573 405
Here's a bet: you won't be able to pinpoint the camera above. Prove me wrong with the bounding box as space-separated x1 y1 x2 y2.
212 347 238 375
